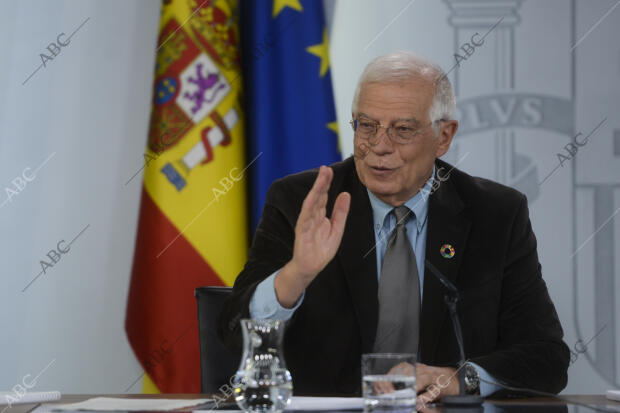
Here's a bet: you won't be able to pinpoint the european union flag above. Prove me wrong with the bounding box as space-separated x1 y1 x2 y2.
241 0 341 232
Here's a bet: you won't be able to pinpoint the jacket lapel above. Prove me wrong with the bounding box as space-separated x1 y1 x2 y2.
337 167 379 354
420 160 471 363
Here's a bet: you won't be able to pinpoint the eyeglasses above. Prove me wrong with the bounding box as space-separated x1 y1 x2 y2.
349 116 446 145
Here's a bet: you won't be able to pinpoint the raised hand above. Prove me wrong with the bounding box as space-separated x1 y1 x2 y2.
274 166 351 308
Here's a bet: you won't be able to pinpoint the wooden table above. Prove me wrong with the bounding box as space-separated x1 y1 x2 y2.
3 394 618 413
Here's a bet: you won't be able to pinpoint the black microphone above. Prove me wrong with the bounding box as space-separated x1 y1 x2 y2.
424 260 618 413
424 259 483 407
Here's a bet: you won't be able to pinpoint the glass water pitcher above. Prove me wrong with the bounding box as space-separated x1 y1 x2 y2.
233 319 293 413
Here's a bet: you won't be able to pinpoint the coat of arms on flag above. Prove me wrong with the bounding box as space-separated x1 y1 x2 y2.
147 4 240 192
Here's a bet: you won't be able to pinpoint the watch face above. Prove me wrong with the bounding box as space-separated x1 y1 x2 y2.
464 364 480 395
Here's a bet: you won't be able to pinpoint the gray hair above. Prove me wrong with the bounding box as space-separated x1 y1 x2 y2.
351 51 456 133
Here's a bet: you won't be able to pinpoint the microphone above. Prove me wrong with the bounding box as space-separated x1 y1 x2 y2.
424 259 483 407
424 260 619 413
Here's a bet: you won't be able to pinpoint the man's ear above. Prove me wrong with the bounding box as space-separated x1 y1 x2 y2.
436 120 458 158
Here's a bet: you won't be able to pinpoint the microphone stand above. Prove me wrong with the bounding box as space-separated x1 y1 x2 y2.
425 259 484 407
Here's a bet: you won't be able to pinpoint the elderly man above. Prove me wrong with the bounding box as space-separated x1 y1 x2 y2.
218 51 569 400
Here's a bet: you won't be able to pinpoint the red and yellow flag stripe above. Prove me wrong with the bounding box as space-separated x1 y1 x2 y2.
126 0 246 393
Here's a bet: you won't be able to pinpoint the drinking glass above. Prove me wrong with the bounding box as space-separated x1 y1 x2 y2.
362 353 416 410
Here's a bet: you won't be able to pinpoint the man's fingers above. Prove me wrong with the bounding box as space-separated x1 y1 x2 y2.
299 166 332 225
416 398 440 413
415 370 432 392
312 166 332 195
389 361 414 376
416 390 440 411
415 363 431 391
314 168 333 216
374 380 394 394
329 192 351 240
415 364 460 405
315 192 329 220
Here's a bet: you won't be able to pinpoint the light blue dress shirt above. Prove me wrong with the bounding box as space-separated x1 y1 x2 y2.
248 167 500 396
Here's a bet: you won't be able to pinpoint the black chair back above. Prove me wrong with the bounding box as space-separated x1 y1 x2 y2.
195 286 239 393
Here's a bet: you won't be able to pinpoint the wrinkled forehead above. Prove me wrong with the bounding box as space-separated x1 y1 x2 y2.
356 78 436 121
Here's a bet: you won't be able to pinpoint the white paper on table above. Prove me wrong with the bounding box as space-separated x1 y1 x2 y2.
39 397 213 411
286 396 364 410
194 397 363 412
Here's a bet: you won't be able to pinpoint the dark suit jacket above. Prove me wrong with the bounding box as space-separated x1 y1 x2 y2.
217 156 569 396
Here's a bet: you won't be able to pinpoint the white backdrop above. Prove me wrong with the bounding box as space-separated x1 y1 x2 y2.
0 0 160 393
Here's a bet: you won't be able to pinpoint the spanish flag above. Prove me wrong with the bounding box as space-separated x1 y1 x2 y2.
125 0 246 393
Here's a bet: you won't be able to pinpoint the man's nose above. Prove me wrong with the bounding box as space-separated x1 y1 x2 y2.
370 127 395 154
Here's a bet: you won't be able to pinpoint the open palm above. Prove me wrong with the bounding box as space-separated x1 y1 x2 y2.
291 166 351 281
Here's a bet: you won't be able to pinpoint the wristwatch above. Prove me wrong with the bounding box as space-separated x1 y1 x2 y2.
462 363 481 395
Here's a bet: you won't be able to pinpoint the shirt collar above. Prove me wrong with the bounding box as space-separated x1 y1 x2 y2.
366 165 435 235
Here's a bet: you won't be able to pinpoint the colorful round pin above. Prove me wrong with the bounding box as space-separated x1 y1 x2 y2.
440 244 455 259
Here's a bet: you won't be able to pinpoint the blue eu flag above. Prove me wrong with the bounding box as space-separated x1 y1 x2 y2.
241 0 341 232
